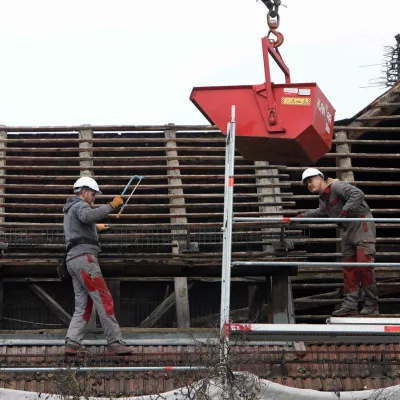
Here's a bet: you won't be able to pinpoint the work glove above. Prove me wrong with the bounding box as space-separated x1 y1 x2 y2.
110 195 124 210
96 224 111 233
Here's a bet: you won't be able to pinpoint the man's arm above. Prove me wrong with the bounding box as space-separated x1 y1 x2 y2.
332 182 364 215
76 202 114 224
298 206 328 218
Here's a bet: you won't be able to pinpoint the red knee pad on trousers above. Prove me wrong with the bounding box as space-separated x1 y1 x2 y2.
83 297 93 322
81 270 115 317
343 256 358 292
357 248 375 286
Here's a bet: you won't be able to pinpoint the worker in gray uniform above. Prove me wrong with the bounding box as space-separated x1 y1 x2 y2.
63 176 131 355
297 168 379 316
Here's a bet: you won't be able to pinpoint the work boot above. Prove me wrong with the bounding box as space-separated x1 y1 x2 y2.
360 305 379 315
107 341 132 355
65 341 89 355
332 307 358 317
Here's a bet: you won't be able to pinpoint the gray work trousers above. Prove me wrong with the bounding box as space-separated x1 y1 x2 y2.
341 217 378 310
65 253 122 345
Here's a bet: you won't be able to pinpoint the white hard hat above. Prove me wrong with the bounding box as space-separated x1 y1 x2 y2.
73 176 102 194
301 168 324 184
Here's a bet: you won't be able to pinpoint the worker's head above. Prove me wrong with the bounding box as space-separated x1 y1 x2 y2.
73 177 102 205
301 168 325 195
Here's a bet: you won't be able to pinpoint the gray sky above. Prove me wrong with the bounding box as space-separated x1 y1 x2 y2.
0 0 398 126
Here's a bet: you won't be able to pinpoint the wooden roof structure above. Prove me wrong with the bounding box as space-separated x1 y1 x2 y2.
0 82 399 397
0 82 399 330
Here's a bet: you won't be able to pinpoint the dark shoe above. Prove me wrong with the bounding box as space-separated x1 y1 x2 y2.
332 307 358 317
65 341 89 355
360 306 379 315
107 341 132 355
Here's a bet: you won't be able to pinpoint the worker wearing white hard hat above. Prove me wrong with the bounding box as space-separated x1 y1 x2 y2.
62 177 131 356
301 168 324 184
73 176 102 194
297 168 379 317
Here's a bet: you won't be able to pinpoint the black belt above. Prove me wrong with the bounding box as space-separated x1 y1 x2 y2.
67 238 99 252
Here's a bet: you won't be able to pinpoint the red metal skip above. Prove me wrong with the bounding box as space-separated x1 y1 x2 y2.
190 37 335 165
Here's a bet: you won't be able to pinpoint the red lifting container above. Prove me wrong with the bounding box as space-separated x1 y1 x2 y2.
190 37 335 165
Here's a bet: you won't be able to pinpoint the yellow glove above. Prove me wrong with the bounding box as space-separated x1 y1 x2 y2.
110 195 124 210
96 224 111 233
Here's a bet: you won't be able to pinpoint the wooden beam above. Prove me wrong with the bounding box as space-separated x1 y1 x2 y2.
1 136 224 143
3 146 227 153
0 124 219 133
191 304 268 327
165 126 191 328
28 284 71 326
0 182 292 190
0 201 296 209
0 173 290 180
347 84 400 140
334 126 400 132
139 282 194 328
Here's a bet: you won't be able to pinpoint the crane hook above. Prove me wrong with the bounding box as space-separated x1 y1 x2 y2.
267 12 284 48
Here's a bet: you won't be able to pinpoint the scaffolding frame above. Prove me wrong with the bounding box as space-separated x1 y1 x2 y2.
218 106 400 352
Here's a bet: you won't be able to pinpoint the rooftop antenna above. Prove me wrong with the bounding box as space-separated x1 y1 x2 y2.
360 34 400 89
384 34 400 86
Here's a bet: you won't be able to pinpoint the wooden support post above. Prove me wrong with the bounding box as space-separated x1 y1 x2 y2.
247 283 266 321
79 126 93 177
335 129 354 307
268 276 290 323
253 161 295 324
255 161 305 353
165 126 191 328
139 282 194 328
335 130 354 182
78 127 97 328
29 284 72 326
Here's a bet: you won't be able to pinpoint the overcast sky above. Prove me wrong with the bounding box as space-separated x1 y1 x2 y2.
0 0 398 126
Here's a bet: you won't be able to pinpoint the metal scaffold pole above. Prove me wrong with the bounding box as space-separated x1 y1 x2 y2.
220 106 236 368
234 217 400 223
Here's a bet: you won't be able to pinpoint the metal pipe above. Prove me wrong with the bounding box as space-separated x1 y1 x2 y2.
328 317 400 325
230 323 400 334
0 366 208 373
234 217 400 222
232 261 400 267
229 323 400 342
220 106 236 366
